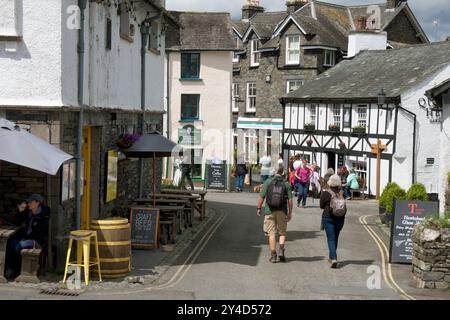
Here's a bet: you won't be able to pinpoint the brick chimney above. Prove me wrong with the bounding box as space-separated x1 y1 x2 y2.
355 16 367 31
387 0 406 9
242 0 264 21
286 0 308 13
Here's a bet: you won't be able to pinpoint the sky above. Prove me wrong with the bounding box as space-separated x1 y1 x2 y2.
166 0 450 42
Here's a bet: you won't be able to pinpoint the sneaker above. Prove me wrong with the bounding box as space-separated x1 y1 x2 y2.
279 249 286 262
346 197 351 200
269 252 277 263
330 260 339 269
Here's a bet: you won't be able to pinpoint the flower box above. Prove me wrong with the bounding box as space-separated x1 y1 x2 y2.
328 124 340 133
116 133 140 149
304 124 316 132
352 126 367 134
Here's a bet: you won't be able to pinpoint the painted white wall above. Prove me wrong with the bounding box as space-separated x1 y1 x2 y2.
347 31 387 58
167 51 233 179
438 92 450 215
0 0 63 107
395 64 450 196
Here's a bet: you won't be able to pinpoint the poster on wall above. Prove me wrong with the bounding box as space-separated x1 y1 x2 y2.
105 150 118 203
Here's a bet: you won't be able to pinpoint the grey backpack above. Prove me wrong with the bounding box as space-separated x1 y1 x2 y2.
328 190 347 217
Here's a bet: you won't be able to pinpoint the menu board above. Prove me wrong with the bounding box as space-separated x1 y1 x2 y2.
206 162 227 191
389 200 438 264
130 207 159 249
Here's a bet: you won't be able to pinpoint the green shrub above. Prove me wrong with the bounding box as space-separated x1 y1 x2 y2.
405 183 429 201
421 215 450 230
379 182 406 214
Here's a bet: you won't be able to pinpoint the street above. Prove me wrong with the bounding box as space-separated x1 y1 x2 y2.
1 192 448 300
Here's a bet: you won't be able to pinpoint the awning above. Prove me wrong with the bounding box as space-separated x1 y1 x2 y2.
237 117 283 130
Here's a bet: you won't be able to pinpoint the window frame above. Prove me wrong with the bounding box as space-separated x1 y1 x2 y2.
148 19 160 53
246 82 257 113
181 52 201 80
309 104 317 125
233 37 240 63
180 94 200 121
324 49 336 67
332 104 342 128
357 105 368 128
250 39 260 67
286 35 301 65
244 130 257 163
232 83 240 113
119 3 133 42
286 80 304 93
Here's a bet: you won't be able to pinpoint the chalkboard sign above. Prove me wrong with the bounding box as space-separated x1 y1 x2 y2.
130 207 160 249
389 200 438 264
206 162 227 191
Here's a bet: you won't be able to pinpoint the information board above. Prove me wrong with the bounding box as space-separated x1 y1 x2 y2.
206 162 227 191
130 207 160 249
389 200 438 264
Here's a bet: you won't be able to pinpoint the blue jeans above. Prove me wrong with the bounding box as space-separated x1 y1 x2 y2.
343 186 351 199
236 174 244 191
297 182 309 206
261 175 269 183
322 217 345 260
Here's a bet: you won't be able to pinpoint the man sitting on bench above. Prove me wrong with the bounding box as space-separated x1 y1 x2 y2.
5 194 50 279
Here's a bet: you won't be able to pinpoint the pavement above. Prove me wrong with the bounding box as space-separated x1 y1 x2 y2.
0 191 449 300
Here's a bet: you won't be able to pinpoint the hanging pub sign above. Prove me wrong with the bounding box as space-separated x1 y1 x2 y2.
389 200 438 264
178 125 201 145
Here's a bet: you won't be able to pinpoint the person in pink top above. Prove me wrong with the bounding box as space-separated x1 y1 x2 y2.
294 159 312 208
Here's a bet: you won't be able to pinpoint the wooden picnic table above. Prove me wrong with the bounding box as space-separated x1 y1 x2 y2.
161 189 207 220
0 225 20 283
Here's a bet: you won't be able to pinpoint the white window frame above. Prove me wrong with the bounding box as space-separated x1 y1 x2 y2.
286 35 300 65
232 83 239 113
286 80 304 93
357 105 367 127
233 37 240 63
265 130 272 157
0 0 22 38
309 104 317 125
246 82 256 113
250 39 260 67
119 3 133 40
332 104 342 128
324 49 336 67
244 130 257 163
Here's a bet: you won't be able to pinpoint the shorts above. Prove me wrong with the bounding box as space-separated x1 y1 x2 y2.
263 211 288 237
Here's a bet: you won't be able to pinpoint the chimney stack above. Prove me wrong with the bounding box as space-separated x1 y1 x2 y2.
348 30 387 58
242 0 264 21
387 0 406 10
286 0 309 13
355 16 367 31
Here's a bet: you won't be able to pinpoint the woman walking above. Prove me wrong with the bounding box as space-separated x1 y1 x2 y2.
320 174 347 268
295 159 311 208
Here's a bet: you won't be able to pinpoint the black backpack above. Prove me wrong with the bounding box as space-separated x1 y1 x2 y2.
266 177 287 209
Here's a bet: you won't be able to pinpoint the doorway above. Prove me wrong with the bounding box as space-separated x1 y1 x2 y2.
326 152 336 172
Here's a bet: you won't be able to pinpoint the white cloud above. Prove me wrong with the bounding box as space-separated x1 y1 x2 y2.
166 0 450 41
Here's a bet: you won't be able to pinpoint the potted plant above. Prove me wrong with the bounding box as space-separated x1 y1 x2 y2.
304 123 316 131
306 139 313 147
338 141 346 149
405 183 429 201
379 182 406 225
352 125 367 134
328 124 340 132
116 133 140 149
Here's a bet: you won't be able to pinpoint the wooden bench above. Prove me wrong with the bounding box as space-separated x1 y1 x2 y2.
350 178 367 200
162 189 207 220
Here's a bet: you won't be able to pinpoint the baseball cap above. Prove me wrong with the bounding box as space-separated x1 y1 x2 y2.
26 194 43 203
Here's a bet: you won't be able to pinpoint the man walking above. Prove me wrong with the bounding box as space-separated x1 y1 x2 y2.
181 155 195 191
257 167 293 263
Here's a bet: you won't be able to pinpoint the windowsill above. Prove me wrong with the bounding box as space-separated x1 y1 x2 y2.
249 64 259 68
323 64 335 67
120 33 134 43
179 78 203 81
232 109 239 113
245 110 256 113
179 119 201 123
285 62 300 66
0 35 22 42
149 48 161 55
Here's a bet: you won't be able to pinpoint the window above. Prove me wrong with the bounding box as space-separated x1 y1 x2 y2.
250 39 260 67
149 20 160 52
343 105 352 128
119 3 133 40
265 130 272 156
309 104 317 124
192 149 203 178
106 18 112 50
324 49 336 66
181 94 200 120
332 104 341 127
232 83 239 113
244 130 257 163
61 160 84 202
352 161 367 181
286 35 300 65
233 37 240 63
426 158 435 165
286 80 304 93
246 82 256 112
181 53 200 79
0 0 22 38
357 105 367 127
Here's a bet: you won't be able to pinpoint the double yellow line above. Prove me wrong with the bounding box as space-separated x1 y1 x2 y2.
359 215 416 300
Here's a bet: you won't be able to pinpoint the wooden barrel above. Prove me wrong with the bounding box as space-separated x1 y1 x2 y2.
90 217 131 279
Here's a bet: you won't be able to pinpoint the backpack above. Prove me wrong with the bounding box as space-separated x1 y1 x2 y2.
328 190 347 217
266 177 287 209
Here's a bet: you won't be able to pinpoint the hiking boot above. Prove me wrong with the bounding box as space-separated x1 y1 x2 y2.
330 260 339 269
269 251 277 263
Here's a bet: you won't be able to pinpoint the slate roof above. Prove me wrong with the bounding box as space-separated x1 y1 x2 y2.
166 12 237 51
282 41 450 101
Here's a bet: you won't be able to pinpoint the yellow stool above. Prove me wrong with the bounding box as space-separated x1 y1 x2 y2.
62 230 102 286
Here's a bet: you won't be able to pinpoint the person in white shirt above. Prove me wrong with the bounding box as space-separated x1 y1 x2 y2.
259 154 272 183
292 154 302 171
277 153 284 170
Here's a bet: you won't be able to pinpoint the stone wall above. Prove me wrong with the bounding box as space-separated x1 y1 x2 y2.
412 225 450 289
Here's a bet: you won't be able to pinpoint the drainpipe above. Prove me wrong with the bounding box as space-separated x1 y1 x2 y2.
165 51 171 179
75 0 87 230
139 12 163 197
398 105 417 185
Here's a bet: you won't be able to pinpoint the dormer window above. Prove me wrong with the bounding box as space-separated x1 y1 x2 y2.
324 49 336 67
250 39 260 67
0 0 22 40
286 35 300 65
